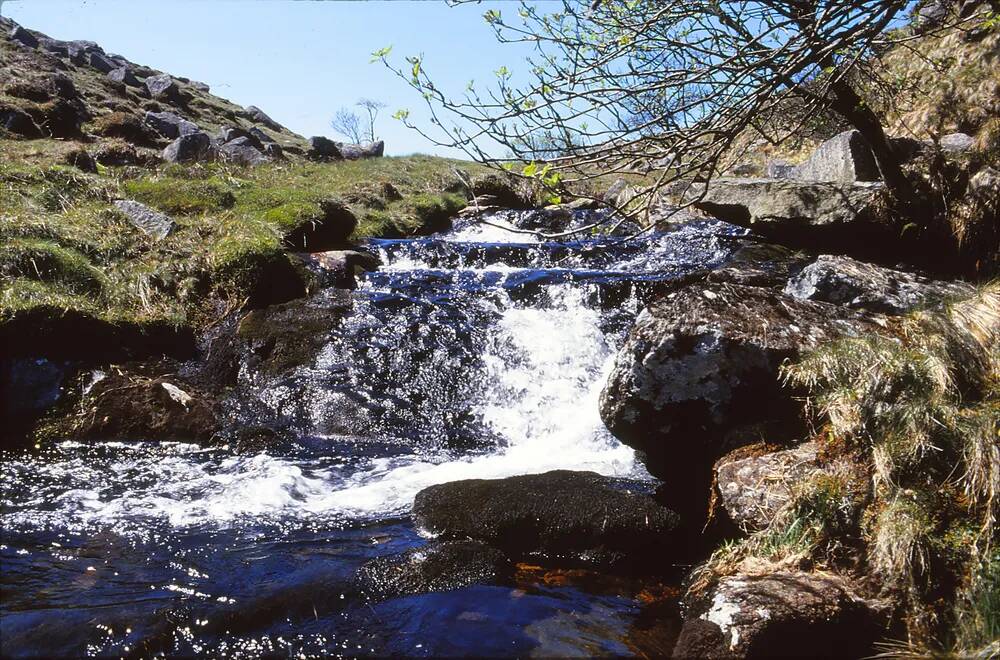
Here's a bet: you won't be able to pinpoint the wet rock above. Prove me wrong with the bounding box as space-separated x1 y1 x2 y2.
144 74 179 101
413 470 680 567
357 541 513 601
707 242 810 289
339 140 385 160
939 132 975 154
54 370 217 443
784 254 972 314
113 200 176 240
162 131 212 163
599 281 877 518
713 442 819 532
790 130 880 184
242 105 282 131
676 178 891 258
0 357 69 443
107 66 141 87
673 570 880 658
144 110 198 138
295 249 380 289
218 140 268 166
307 136 343 162
9 25 39 49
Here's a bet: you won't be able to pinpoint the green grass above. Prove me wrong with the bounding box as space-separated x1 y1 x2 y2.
123 177 236 215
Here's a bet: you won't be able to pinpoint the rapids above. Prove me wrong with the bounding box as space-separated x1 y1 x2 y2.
1 210 744 657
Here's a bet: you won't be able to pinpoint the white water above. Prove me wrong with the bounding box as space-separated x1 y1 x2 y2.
3 217 646 531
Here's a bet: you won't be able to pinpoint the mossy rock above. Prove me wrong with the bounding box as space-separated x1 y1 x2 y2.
0 239 107 294
123 177 236 215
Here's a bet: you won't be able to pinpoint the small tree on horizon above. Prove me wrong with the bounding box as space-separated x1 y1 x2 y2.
331 98 387 144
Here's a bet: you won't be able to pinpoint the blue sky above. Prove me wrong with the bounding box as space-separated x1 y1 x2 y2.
2 0 539 157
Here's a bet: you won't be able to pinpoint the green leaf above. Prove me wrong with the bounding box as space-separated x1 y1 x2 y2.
392 109 410 121
522 162 538 177
370 45 392 63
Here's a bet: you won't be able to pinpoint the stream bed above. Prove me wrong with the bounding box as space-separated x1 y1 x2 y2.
1 210 743 657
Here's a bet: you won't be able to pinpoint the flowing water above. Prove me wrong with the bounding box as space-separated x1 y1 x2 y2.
1 210 743 657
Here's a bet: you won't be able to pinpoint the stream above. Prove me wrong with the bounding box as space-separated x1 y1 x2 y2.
1 209 743 657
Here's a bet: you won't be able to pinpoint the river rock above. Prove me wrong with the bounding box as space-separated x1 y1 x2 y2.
107 67 141 87
939 132 975 154
790 130 880 183
113 200 176 240
295 249 380 289
307 136 343 162
0 357 69 444
599 281 877 518
281 199 358 251
713 442 820 532
357 541 513 601
784 254 972 313
55 369 217 443
162 131 212 163
145 74 179 101
144 111 199 139
9 26 39 49
677 178 891 257
673 570 880 658
413 470 680 566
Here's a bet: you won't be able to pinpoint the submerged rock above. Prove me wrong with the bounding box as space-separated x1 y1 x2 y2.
295 249 380 289
599 281 877 518
673 570 881 658
357 541 513 601
784 254 972 314
413 470 680 567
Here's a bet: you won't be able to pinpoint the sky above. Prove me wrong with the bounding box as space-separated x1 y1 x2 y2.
2 0 541 157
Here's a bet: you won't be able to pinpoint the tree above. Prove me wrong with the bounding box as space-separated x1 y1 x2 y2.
379 0 972 224
331 98 386 144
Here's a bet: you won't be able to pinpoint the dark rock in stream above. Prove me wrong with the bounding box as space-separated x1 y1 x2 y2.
413 470 680 568
599 280 880 521
357 541 513 601
673 569 882 658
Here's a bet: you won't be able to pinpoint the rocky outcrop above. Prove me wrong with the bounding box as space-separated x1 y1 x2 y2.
144 111 199 139
218 138 268 166
413 470 680 567
673 570 881 658
599 280 877 518
713 442 820 532
307 136 343 162
107 66 141 87
243 105 282 131
357 541 512 601
9 25 39 49
112 200 176 240
788 130 881 183
145 74 180 101
339 141 385 160
162 131 212 163
784 254 972 313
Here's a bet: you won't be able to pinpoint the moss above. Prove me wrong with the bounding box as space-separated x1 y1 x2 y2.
0 238 107 294
123 177 236 215
90 111 149 144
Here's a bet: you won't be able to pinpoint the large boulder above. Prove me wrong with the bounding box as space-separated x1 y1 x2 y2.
162 131 212 163
713 442 820 532
107 67 141 87
112 200 176 240
339 141 385 160
9 26 39 49
87 51 117 74
144 111 199 138
144 74 180 101
357 541 512 601
413 470 680 567
218 138 268 166
784 254 972 314
599 281 877 518
673 570 881 658
789 130 880 184
307 136 343 162
676 178 891 258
